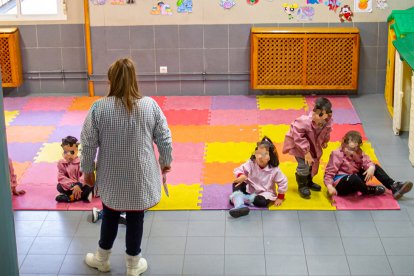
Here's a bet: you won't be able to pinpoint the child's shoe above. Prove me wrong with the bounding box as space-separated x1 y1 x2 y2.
307 174 322 191
118 213 127 225
126 254 148 276
366 185 386 195
85 247 111 272
92 207 103 223
391 181 413 200
296 173 311 199
229 191 250 218
55 193 70 202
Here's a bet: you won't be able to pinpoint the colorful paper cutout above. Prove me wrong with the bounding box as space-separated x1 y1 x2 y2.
324 0 341 12
297 6 315 21
283 3 299 20
177 0 192 13
307 0 321 3
220 0 236 9
247 0 259 4
91 0 106 5
354 0 372 12
376 0 388 9
339 5 353 22
151 1 173 15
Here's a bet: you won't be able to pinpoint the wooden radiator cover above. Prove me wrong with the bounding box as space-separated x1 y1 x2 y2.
250 27 360 91
0 27 23 88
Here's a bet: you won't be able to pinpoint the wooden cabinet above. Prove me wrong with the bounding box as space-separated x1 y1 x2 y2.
0 27 23 88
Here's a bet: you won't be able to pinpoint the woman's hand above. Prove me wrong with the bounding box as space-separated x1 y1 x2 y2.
162 166 171 184
327 185 337 196
363 165 375 182
274 198 283 206
233 175 247 187
84 172 96 187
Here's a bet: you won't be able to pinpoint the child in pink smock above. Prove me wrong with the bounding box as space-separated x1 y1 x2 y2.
283 97 333 199
9 158 25 196
325 130 412 199
55 136 92 203
229 136 288 218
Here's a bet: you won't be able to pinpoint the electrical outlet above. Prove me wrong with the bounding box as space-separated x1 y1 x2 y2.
160 66 168 74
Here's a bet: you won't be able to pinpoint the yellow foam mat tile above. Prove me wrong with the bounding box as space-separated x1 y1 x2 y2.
270 162 336 210
259 124 290 143
321 141 378 163
150 183 202 210
5 110 19 126
34 142 65 163
257 95 306 110
205 142 257 163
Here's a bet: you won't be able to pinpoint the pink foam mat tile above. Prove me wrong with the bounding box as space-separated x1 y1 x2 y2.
67 197 103 210
172 142 206 162
22 97 75 111
210 110 258 125
150 96 166 110
8 143 43 162
330 124 367 141
12 184 69 210
211 96 258 110
333 109 361 124
258 109 306 125
20 162 58 186
305 95 354 110
167 161 204 185
333 191 400 210
3 97 30 110
164 96 212 110
9 111 65 126
48 125 83 142
164 110 210 125
58 111 89 126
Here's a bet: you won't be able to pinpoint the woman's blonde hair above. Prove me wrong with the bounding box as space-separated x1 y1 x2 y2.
107 58 142 113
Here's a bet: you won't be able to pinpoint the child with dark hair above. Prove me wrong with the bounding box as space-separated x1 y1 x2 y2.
9 158 25 196
325 130 413 199
55 136 93 203
229 136 288 218
283 97 333 199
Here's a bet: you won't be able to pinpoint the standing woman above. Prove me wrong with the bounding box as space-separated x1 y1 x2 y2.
81 58 172 276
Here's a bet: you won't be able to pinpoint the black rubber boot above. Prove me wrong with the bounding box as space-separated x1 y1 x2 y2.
307 174 322 191
391 181 413 200
296 173 311 199
366 185 386 195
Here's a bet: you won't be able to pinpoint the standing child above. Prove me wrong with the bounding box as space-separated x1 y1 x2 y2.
55 136 93 203
325 130 413 199
283 97 333 199
9 158 25 196
229 136 288 218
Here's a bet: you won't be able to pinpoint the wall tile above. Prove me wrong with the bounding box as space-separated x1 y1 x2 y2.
91 27 106 50
131 49 156 74
179 25 203 49
154 25 179 49
229 48 250 73
180 81 204 95
157 81 180 96
139 81 157 96
62 48 86 71
22 48 62 72
354 22 378 47
93 82 109 96
376 69 386 94
229 80 250 95
377 46 387 70
63 79 88 94
179 49 204 73
303 23 329 27
61 24 84 48
378 22 388 47
92 47 108 75
205 49 228 73
105 49 132 70
17 79 41 95
359 46 378 70
106 26 130 50
358 69 378 94
204 25 228 49
155 49 180 74
229 24 251 49
40 80 64 94
18 25 37 48
37 25 61 47
130 26 155 50
205 80 229 95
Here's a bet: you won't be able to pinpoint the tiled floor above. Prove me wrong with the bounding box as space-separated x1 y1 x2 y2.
14 94 414 276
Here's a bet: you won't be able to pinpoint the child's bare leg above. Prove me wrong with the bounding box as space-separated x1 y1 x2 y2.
12 187 26 196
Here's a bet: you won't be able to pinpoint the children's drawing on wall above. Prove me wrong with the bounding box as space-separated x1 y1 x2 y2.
283 3 298 20
376 0 388 10
90 0 106 5
339 5 353 22
354 0 372 12
325 0 341 12
111 0 134 4
307 0 321 4
220 0 236 9
297 6 315 21
151 1 173 15
247 0 259 5
177 0 192 13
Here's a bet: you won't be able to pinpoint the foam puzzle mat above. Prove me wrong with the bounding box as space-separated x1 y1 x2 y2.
3 95 399 211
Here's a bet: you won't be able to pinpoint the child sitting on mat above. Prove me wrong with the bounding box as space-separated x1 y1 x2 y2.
229 136 288 218
283 97 333 199
325 130 413 199
55 136 93 203
9 158 25 196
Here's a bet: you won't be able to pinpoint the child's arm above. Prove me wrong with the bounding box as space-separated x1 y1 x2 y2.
324 151 342 196
233 160 252 186
273 168 288 206
361 152 375 182
57 162 76 190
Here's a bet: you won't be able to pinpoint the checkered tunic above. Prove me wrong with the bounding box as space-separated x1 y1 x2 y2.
80 96 172 211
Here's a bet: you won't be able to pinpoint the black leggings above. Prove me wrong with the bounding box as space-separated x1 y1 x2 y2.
232 182 271 207
57 183 92 201
335 164 394 196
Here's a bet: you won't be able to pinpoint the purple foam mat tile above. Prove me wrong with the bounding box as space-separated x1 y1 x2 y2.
200 184 233 209
9 111 66 126
211 96 258 110
48 125 83 142
3 97 30 110
333 108 361 124
8 143 43 163
258 109 306 125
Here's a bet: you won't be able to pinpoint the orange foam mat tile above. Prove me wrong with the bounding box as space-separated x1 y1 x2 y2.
171 125 260 143
11 161 32 182
6 126 56 143
68 96 101 111
202 162 243 185
164 110 210 125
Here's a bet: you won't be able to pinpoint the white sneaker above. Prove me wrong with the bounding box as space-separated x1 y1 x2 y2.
91 207 101 223
126 254 148 276
85 247 111 272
